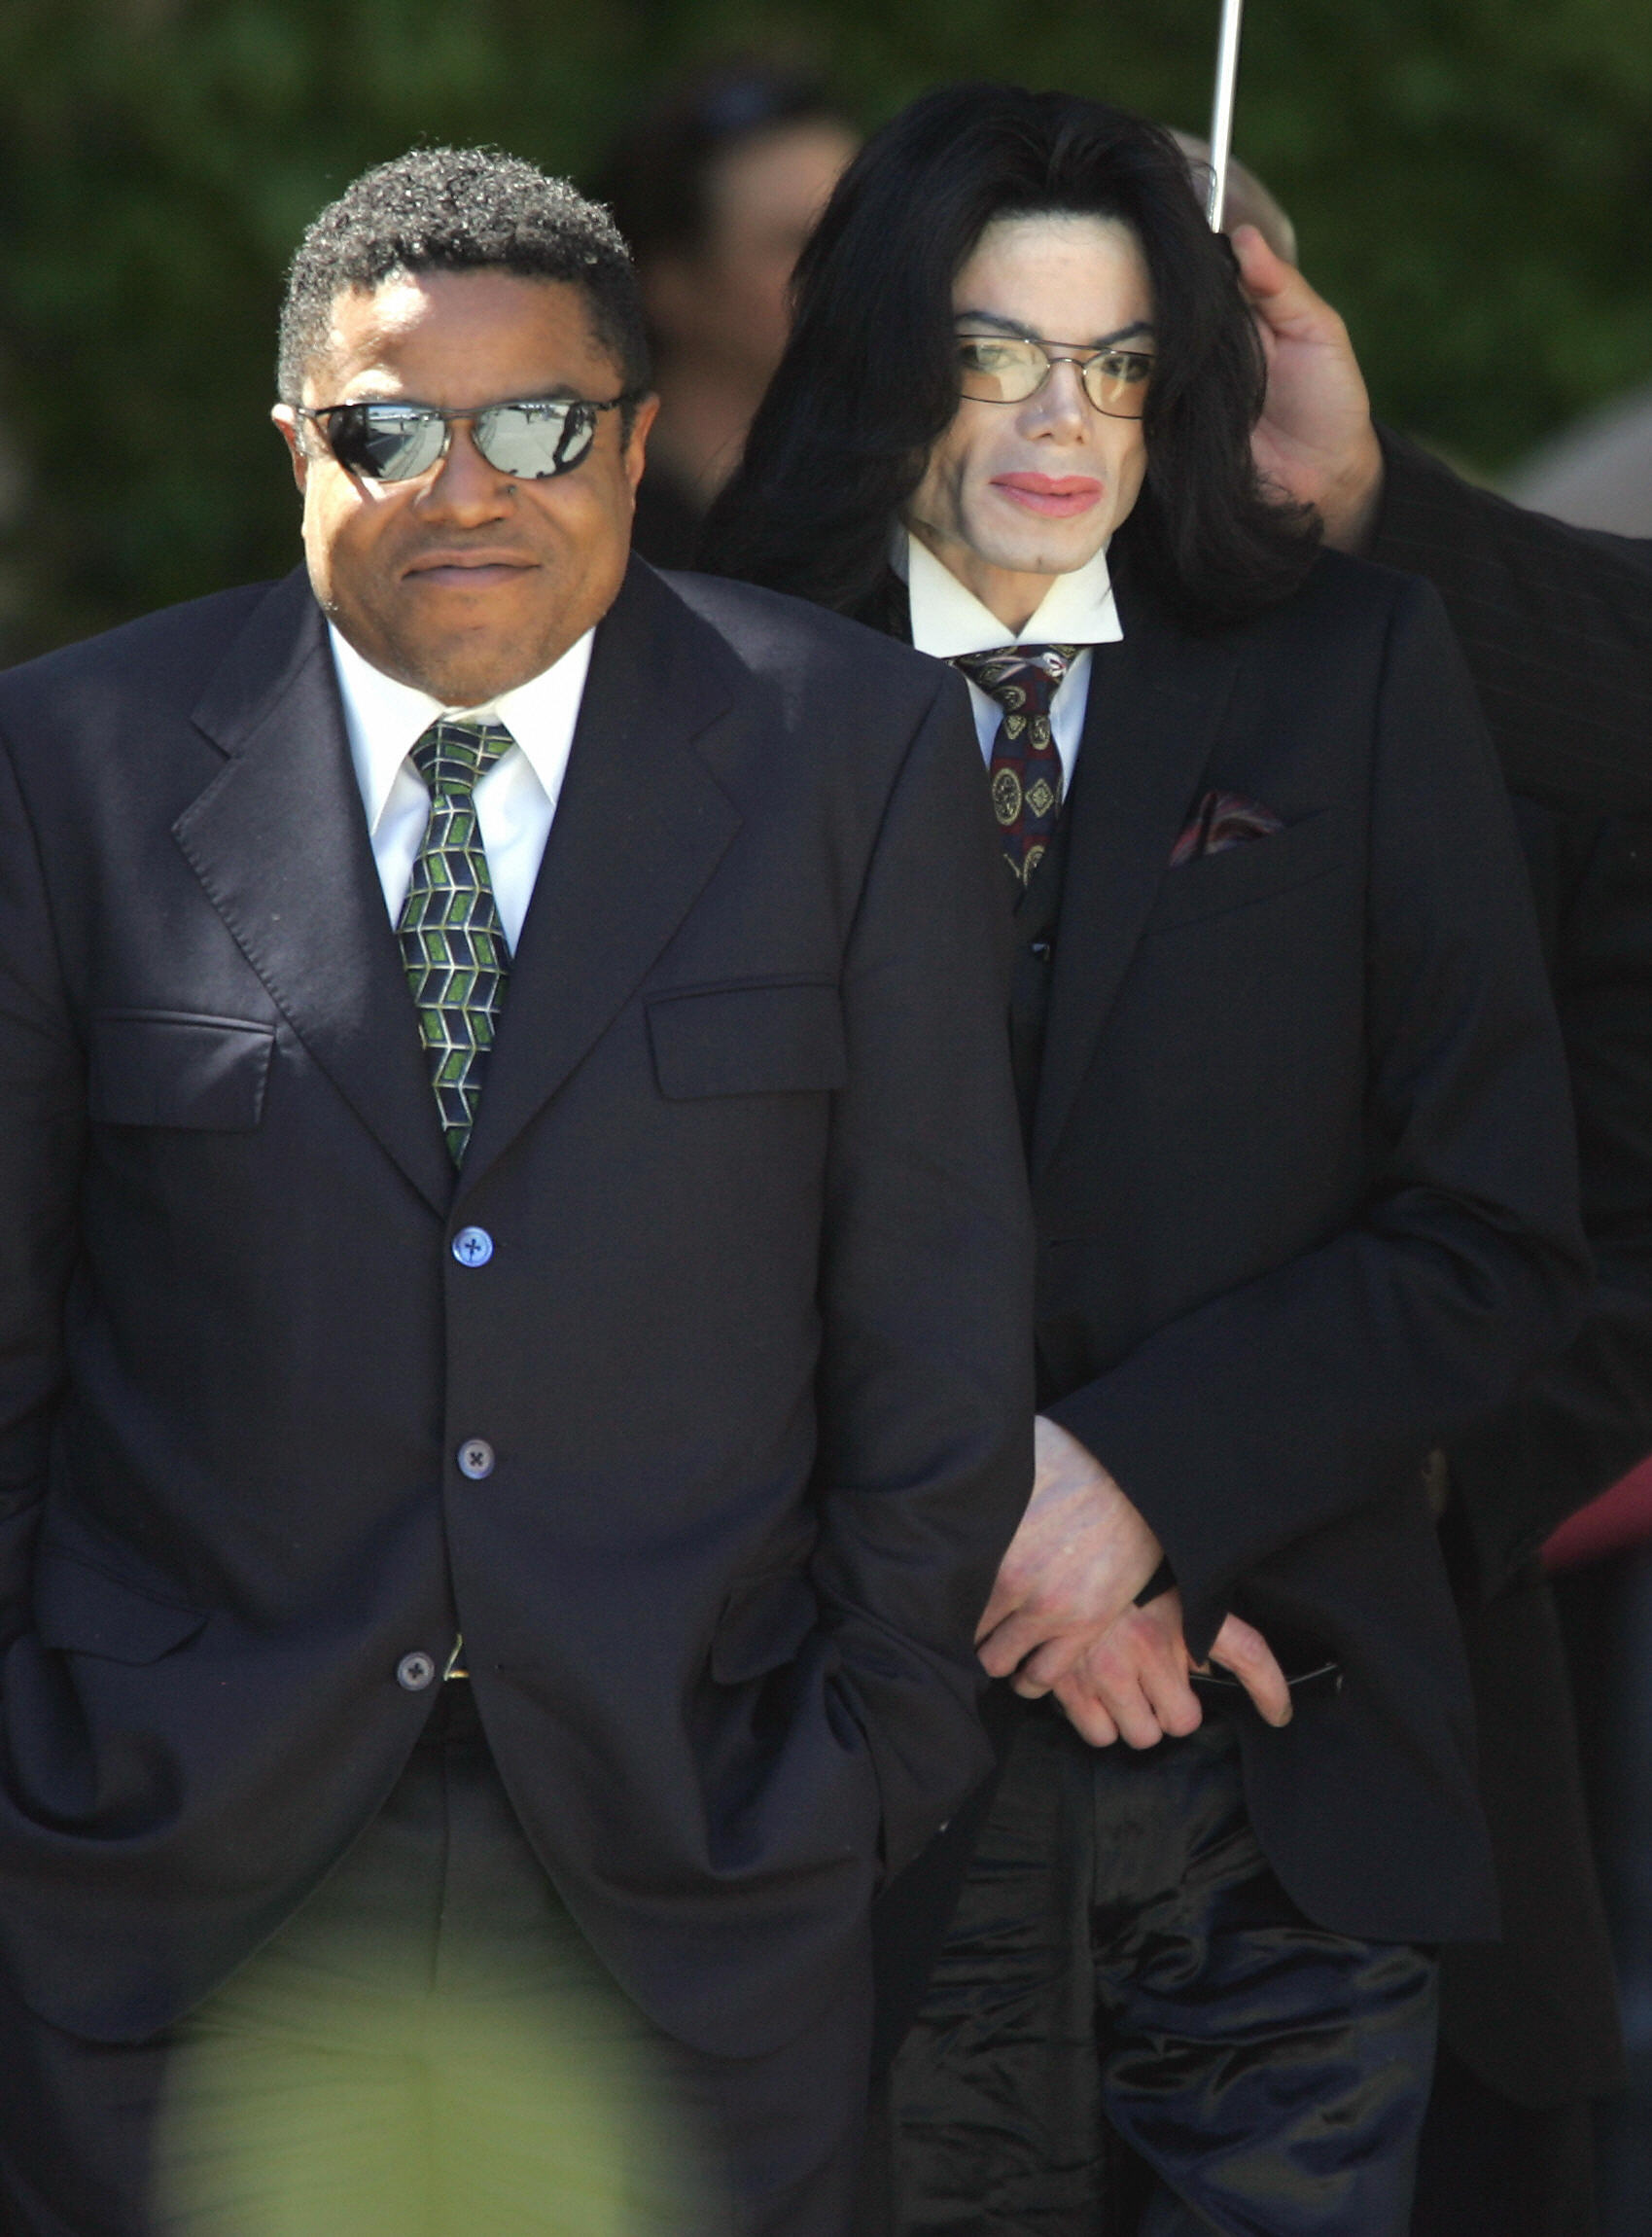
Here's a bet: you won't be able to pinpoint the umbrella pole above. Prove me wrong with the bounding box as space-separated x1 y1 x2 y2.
1205 0 1247 230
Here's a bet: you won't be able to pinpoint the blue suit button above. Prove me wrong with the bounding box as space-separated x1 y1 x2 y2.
451 1225 494 1267
397 1651 437 1691
457 1438 495 1480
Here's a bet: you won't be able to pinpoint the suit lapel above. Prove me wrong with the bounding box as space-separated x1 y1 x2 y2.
1029 589 1241 1177
455 562 742 1195
176 571 455 1215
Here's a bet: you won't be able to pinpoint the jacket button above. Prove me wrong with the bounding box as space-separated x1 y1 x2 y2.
457 1438 495 1480
397 1651 437 1691
451 1225 493 1267
1030 939 1052 962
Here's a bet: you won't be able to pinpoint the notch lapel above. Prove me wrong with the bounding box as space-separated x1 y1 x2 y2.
175 571 454 1215
455 563 742 1194
1030 597 1241 1177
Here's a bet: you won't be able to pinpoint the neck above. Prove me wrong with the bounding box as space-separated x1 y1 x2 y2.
646 356 771 508
906 522 1063 638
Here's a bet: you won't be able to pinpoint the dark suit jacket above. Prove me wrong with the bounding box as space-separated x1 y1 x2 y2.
0 557 1036 2058
888 542 1587 1944
1371 428 1652 2104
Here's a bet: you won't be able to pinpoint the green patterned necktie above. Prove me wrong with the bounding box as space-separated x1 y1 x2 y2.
397 716 515 1163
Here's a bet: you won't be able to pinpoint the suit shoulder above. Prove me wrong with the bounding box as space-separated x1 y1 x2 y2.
1293 543 1443 624
656 568 950 711
1228 545 1454 664
0 578 284 723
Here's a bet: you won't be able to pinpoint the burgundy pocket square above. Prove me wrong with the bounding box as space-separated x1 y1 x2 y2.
1168 791 1285 868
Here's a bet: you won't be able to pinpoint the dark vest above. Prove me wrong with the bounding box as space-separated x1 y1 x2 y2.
1007 806 1073 1149
865 569 1079 1154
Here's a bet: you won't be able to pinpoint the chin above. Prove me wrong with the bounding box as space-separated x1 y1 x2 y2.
975 516 1110 580
391 639 520 708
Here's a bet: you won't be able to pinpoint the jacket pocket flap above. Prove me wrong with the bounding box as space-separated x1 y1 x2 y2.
1145 808 1345 934
33 1554 207 1663
89 1011 275 1130
649 980 846 1100
711 1569 819 1684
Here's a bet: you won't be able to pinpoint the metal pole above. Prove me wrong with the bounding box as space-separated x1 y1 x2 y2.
1205 0 1246 230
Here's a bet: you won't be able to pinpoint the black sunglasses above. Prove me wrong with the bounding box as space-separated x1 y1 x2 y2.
298 392 646 483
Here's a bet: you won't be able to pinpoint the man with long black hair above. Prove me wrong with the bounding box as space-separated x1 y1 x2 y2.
702 86 1589 2233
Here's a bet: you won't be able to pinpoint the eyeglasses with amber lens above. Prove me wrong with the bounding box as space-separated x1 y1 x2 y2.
298 392 647 482
954 335 1154 420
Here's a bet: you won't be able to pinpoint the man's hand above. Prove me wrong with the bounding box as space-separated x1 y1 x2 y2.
1052 1592 1294 1749
1232 222 1385 553
975 1415 1164 1695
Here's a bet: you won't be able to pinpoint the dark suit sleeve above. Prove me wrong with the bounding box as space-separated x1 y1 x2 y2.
1372 441 1652 1595
1371 426 1652 813
1047 581 1589 1658
810 671 1036 1877
0 728 85 1651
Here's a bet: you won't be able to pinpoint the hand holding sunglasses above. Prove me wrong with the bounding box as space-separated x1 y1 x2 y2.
298 390 648 483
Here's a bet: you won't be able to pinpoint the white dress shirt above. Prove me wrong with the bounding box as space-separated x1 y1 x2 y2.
896 528 1123 790
329 622 595 952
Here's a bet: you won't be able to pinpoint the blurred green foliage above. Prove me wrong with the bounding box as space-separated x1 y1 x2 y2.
2 0 1651 657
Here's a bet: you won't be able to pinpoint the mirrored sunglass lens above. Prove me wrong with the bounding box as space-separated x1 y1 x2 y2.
474 402 596 479
956 338 1044 403
330 407 446 480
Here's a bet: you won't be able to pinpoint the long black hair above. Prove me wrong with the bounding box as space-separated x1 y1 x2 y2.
698 85 1317 628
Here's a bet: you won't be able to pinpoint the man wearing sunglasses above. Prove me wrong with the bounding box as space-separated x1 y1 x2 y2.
0 147 1035 2236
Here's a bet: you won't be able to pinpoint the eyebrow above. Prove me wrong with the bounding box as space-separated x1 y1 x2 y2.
324 383 589 408
953 311 1156 347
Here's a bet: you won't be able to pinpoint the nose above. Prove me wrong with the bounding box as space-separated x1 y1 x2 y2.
418 418 514 524
1019 358 1092 444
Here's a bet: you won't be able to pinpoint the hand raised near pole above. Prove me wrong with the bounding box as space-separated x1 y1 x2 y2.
1232 222 1385 553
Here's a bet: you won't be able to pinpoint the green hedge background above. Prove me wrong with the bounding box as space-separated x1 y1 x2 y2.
3 0 1651 658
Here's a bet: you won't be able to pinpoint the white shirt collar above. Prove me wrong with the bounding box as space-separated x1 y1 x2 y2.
895 526 1123 659
328 621 595 834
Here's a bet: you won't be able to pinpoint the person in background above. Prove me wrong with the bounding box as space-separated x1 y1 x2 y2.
595 61 858 566
705 84 1589 2235
1239 220 1652 2237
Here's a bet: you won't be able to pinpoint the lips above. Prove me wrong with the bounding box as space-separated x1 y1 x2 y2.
991 474 1104 519
404 553 536 589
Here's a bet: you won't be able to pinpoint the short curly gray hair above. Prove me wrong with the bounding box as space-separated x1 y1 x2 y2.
276 145 649 406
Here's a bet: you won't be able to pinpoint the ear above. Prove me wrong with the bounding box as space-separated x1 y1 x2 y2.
270 405 309 495
622 392 661 499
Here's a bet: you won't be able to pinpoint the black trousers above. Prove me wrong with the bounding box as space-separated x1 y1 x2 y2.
0 1684 870 2237
884 1708 1438 2237
1411 2047 1598 2237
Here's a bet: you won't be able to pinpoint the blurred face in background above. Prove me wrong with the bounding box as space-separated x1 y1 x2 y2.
644 120 859 389
905 211 1154 633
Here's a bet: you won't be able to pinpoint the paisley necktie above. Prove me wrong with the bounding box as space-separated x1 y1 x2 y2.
950 644 1081 887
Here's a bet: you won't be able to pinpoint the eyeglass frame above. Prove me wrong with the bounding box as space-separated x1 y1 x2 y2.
952 332 1156 422
294 389 650 483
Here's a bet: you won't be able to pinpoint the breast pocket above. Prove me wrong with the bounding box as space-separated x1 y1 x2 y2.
648 978 847 1101
1144 808 1347 935
88 1011 275 1130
